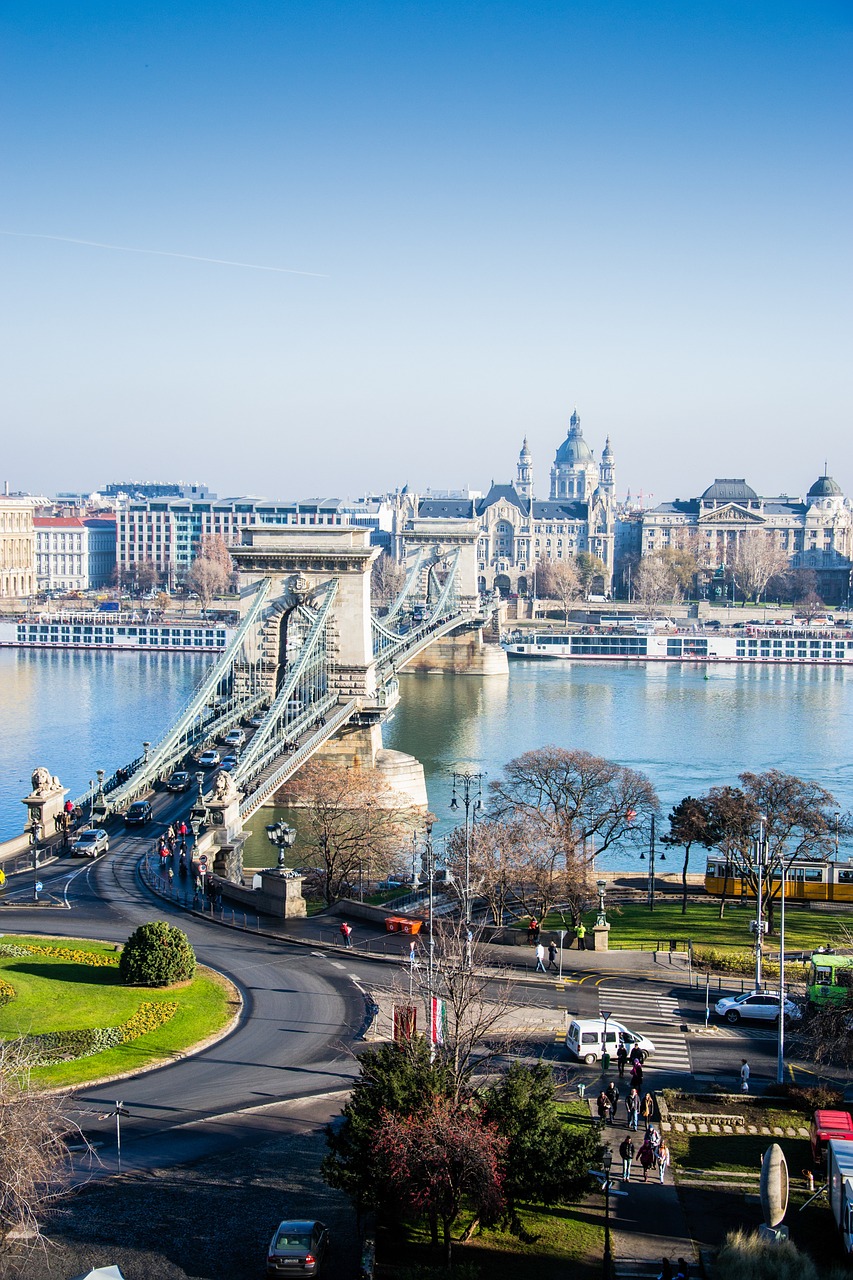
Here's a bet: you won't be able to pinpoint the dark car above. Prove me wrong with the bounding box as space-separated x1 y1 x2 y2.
266 1220 329 1277
166 771 191 792
124 800 153 826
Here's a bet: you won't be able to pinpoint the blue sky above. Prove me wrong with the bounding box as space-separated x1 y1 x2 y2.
1 1 850 503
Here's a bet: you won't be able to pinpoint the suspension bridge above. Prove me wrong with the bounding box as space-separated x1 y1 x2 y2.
84 522 500 823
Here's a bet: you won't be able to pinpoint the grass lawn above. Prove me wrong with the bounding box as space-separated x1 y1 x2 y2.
0 933 238 1087
667 1124 812 1175
531 901 853 956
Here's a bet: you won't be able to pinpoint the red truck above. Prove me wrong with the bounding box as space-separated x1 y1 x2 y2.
811 1109 853 1168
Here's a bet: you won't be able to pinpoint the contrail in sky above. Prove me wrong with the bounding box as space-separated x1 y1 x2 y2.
0 229 328 277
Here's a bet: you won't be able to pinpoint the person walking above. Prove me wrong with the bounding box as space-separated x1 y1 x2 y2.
642 1092 655 1125
657 1138 671 1184
658 1260 673 1280
535 941 547 973
740 1059 750 1093
527 917 538 944
638 1137 655 1182
576 920 586 950
606 1081 620 1123
616 1043 628 1078
626 1088 640 1131
596 1090 611 1125
547 940 559 972
631 1061 644 1092
619 1134 635 1181
676 1259 690 1280
340 921 353 948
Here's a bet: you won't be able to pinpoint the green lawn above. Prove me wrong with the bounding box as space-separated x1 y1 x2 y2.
532 902 853 956
0 933 238 1086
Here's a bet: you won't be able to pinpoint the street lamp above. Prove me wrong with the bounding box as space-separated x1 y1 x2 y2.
29 820 42 902
266 820 296 874
602 1147 613 1280
596 878 608 927
189 772 207 836
142 741 151 764
450 769 484 938
753 814 767 990
91 769 107 826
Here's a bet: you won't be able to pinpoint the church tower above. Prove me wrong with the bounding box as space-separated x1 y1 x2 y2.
600 436 616 500
516 437 534 500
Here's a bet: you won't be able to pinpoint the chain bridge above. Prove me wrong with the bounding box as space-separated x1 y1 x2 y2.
91 523 500 823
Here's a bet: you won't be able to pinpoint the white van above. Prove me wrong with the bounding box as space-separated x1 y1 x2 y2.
565 1018 656 1065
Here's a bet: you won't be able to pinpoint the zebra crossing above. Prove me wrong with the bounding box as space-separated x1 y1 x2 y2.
597 985 692 1073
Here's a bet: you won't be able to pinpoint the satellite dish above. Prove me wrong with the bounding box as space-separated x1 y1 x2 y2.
759 1142 789 1228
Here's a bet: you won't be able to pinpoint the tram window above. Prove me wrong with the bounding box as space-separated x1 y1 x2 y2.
803 868 823 882
813 966 833 986
838 870 853 884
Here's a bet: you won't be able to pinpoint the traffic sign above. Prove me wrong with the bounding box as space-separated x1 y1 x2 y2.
198 855 208 870
35 881 43 892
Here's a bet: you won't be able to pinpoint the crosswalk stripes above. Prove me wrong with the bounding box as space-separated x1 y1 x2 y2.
598 985 692 1072
712 1025 776 1041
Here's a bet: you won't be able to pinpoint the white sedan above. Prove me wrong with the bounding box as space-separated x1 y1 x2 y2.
715 990 802 1025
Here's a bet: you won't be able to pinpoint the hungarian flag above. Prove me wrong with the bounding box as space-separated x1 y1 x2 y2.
430 996 446 1047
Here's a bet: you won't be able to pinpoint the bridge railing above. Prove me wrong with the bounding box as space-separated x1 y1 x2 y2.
239 698 361 819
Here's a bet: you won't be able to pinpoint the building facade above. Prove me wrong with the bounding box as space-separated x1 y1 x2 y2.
34 517 117 592
411 409 617 595
637 474 853 603
0 499 36 597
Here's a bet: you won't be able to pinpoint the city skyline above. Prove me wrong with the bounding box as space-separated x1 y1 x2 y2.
1 2 850 500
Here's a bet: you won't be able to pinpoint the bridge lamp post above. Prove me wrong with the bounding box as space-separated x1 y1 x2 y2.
91 769 108 826
449 770 484 934
29 820 42 902
266 821 296 874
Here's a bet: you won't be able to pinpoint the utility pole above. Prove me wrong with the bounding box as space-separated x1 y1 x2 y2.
754 814 766 990
450 769 484 950
648 813 656 912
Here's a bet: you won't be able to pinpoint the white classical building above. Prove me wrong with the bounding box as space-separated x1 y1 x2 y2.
0 498 36 598
411 409 617 596
638 474 853 604
34 517 117 592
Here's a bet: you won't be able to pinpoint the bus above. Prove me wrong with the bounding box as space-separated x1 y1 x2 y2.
806 953 853 1007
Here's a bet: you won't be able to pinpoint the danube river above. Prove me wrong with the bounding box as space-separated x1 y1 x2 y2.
1 649 852 869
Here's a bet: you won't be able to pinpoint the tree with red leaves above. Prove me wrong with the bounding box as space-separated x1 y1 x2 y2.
375 1097 507 1265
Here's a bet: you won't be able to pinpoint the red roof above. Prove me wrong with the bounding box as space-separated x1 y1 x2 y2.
34 517 87 528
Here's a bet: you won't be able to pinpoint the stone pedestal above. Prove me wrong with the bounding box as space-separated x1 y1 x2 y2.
199 776 246 883
591 923 611 952
256 871 307 919
22 771 69 839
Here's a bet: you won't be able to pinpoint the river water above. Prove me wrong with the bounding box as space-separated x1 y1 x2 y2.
2 650 852 870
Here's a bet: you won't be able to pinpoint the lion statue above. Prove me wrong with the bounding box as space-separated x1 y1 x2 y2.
211 769 238 803
31 767 53 795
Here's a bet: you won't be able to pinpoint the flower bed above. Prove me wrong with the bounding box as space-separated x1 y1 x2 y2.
24 1000 178 1064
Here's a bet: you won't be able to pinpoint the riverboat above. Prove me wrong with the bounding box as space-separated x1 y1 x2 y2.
0 614 235 653
503 626 853 666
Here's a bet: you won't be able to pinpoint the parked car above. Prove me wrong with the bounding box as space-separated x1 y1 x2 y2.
124 800 153 826
166 771 191 792
714 990 802 1025
197 750 221 768
71 828 110 858
223 728 245 748
266 1220 329 1277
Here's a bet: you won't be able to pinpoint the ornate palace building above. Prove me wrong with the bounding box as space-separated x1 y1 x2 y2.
638 473 853 603
413 409 617 596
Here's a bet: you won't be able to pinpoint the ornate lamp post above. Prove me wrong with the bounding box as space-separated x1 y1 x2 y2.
265 820 296 874
189 772 207 836
595 878 608 926
30 820 42 902
91 769 107 826
639 812 665 912
450 769 484 937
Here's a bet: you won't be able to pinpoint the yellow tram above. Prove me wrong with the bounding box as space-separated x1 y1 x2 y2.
704 855 853 904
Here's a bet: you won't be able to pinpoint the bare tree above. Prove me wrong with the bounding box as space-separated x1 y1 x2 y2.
282 761 413 903
633 552 678 616
443 819 521 927
185 556 226 612
731 531 788 603
796 591 827 622
489 746 658 865
537 560 582 625
371 552 406 611
0 1039 80 1257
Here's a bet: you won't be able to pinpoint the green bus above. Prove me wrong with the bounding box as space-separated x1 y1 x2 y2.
807 952 853 1007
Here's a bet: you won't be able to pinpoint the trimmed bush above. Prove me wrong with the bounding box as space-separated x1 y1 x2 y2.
119 922 196 987
716 1229 817 1280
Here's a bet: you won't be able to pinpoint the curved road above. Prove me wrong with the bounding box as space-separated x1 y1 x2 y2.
1 805 365 1173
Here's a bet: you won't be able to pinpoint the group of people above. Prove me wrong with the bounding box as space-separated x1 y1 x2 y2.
659 1260 690 1280
597 1080 654 1132
618 1126 671 1183
527 918 587 954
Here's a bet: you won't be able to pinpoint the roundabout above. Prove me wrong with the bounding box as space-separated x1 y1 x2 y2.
0 932 240 1089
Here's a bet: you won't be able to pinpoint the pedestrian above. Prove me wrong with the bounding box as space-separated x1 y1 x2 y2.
535 941 547 973
596 1090 611 1125
167 867 174 888
648 1125 661 1163
619 1133 635 1181
658 1261 672 1280
547 940 558 972
638 1137 655 1182
616 1043 628 1078
178 820 188 841
740 1059 750 1093
340 921 353 948
657 1138 671 1184
576 920 586 950
676 1259 690 1280
527 917 538 944
606 1081 620 1122
630 1061 644 1092
642 1092 654 1125
626 1088 640 1131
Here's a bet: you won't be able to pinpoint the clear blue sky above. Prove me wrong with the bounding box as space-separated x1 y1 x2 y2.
1 1 850 504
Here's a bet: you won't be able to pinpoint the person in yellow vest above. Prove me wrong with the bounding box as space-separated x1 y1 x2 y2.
575 920 586 951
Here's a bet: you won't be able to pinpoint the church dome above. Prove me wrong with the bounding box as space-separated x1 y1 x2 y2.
700 478 758 504
554 409 593 466
808 474 842 499
519 436 532 461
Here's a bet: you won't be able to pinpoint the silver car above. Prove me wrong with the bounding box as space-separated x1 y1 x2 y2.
714 990 801 1025
266 1220 329 1277
71 828 110 858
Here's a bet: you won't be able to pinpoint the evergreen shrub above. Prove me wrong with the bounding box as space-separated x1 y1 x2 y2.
119 921 196 987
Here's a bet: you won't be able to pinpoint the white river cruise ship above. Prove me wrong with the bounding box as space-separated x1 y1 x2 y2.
0 613 235 653
504 624 853 666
